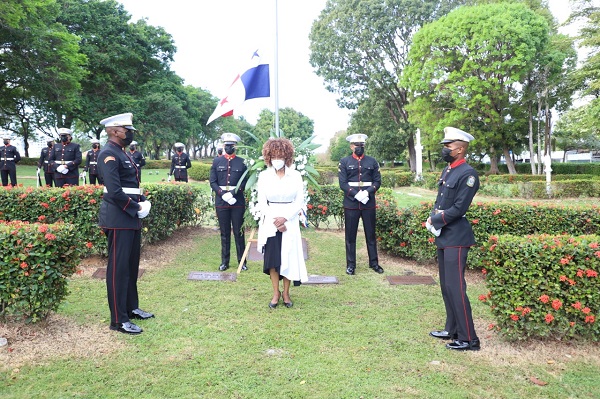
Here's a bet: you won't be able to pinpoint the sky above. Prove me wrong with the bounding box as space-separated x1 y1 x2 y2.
117 0 576 152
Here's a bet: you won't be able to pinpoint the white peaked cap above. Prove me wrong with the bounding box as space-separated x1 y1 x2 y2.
2 135 11 140
221 132 241 144
130 141 138 146
440 127 474 144
346 133 368 143
100 112 135 129
58 128 73 135
90 138 100 144
174 142 184 148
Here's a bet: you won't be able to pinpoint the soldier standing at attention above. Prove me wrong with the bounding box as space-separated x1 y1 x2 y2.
427 127 480 351
169 142 192 182
97 112 154 335
38 139 55 186
128 141 146 182
209 133 248 272
1 136 21 187
84 138 103 185
49 128 82 187
338 133 384 275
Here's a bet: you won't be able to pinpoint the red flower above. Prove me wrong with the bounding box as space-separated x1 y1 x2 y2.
322 206 328 212
307 204 313 209
62 191 70 199
45 233 56 241
40 202 49 209
24 271 29 277
481 268 487 275
515 306 523 312
19 193 27 199
472 219 479 224
570 321 575 327
551 299 562 310
493 209 501 215
576 269 584 277
522 307 531 315
559 275 567 281
568 279 576 286
38 225 48 233
572 302 582 310
20 262 28 269
490 235 498 242
38 215 46 222
489 244 497 251
400 242 406 247
478 294 487 302
589 242 599 249
560 257 569 265
544 313 554 323
582 307 591 314
86 242 93 249
585 269 598 278
585 315 595 324
487 323 495 330
510 314 519 321
317 204 323 209
595 251 600 258
539 294 550 304
50 196 56 202
428 237 435 243
89 199 97 204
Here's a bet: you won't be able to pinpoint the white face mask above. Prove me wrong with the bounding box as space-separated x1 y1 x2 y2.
272 159 285 170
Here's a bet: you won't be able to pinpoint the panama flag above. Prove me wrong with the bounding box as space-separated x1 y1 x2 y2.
207 50 271 125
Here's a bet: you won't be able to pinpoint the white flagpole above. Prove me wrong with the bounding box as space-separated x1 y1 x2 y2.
274 0 280 137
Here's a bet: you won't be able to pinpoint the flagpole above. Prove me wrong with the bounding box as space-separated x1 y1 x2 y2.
274 0 280 137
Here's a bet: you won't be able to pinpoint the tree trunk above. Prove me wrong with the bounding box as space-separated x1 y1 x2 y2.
488 146 500 174
407 134 416 172
503 145 517 174
528 103 536 175
536 96 543 174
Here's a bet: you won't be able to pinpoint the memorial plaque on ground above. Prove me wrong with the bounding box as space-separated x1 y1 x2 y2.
187 272 237 282
304 275 339 285
247 238 308 261
92 268 145 279
386 275 436 285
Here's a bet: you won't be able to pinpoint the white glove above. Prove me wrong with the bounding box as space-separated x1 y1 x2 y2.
360 196 369 204
82 171 87 177
137 201 152 218
426 221 441 237
227 197 237 205
222 192 233 202
354 190 367 202
57 165 68 174
167 174 171 182
37 167 40 174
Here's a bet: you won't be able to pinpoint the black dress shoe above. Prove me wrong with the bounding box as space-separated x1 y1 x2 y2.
110 321 143 335
370 264 384 274
241 263 248 271
219 264 229 271
346 266 355 275
446 339 480 351
129 308 154 320
429 330 456 340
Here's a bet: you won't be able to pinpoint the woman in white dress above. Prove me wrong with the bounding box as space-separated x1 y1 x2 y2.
256 138 308 308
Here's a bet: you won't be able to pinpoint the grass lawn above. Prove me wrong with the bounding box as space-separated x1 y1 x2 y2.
1 227 599 398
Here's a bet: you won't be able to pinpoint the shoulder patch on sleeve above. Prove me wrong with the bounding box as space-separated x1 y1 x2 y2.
467 175 476 187
104 156 116 163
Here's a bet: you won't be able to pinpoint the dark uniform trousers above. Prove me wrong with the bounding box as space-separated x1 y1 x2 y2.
1 145 21 186
431 160 480 342
338 153 381 268
86 150 103 185
38 147 54 186
50 142 82 187
209 154 247 267
98 140 144 325
170 152 192 182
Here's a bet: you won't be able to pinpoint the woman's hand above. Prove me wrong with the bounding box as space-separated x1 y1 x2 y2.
273 217 287 232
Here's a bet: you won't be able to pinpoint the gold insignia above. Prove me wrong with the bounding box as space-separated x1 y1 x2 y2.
104 156 116 163
467 176 475 187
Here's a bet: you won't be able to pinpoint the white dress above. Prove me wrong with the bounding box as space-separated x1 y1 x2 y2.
256 166 308 283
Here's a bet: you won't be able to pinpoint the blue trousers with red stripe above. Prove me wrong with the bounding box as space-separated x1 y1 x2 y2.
105 228 141 324
437 247 478 342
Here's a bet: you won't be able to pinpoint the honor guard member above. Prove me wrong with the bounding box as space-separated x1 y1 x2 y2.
169 142 192 182
209 133 248 271
338 133 384 275
37 139 55 186
216 147 223 157
128 141 146 182
1 136 21 187
84 138 103 185
97 112 154 335
49 128 82 187
426 127 480 351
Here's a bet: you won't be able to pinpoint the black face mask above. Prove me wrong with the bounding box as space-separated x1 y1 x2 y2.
442 147 456 163
176 148 183 153
353 146 365 157
122 129 134 146
129 145 136 151
47 142 53 148
224 144 235 155
3 140 8 145
60 136 68 143
92 144 99 149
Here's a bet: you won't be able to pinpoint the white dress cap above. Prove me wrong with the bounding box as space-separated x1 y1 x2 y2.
100 112 135 129
440 127 474 144
174 142 184 148
130 141 138 146
58 128 73 135
90 138 100 144
346 133 368 143
2 135 11 141
221 132 241 144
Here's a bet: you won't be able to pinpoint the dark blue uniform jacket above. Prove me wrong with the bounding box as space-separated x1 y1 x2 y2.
209 154 247 207
338 154 381 210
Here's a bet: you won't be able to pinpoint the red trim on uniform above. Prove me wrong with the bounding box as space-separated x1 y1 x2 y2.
111 230 119 323
352 153 364 161
224 154 236 160
122 197 131 211
449 158 466 169
458 247 473 341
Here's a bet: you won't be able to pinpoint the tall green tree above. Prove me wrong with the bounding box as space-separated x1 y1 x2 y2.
309 0 466 171
253 108 314 141
328 130 350 162
402 2 549 174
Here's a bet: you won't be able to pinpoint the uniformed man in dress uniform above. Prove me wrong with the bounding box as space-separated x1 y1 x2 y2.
338 133 384 275
209 133 248 271
128 141 146 182
84 138 102 185
427 127 480 351
169 142 192 182
49 128 82 187
97 112 154 335
38 139 55 186
1 136 21 187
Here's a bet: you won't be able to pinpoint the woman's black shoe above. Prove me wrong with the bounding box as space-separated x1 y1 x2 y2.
268 301 278 309
284 301 293 308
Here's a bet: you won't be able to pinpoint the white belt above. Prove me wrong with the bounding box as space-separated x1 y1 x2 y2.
219 186 233 190
3 158 14 161
103 187 141 195
348 181 372 187
44 160 49 163
135 164 140 167
58 161 68 165
89 162 97 165
175 165 186 169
